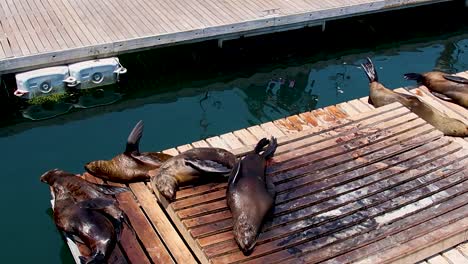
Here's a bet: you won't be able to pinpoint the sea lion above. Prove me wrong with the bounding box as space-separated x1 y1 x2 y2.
227 137 277 255
361 58 468 137
85 120 173 183
404 71 468 108
53 189 118 264
40 168 130 233
151 147 237 201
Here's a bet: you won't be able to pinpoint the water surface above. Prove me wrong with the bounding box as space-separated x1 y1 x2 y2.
0 2 467 263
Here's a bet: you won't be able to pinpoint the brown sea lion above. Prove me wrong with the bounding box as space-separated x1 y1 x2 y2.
40 168 130 234
151 147 237 201
361 58 468 137
53 189 118 264
404 71 468 108
85 120 173 183
227 137 277 255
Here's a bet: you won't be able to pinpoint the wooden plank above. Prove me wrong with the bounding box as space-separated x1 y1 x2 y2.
427 255 451 264
25 0 64 50
36 0 74 48
442 249 468 264
232 129 259 146
210 158 468 263
261 181 468 264
109 182 174 264
64 0 108 43
16 0 51 52
8 0 43 53
1 0 31 55
337 102 360 116
199 139 464 255
350 214 468 264
206 136 230 149
457 242 468 259
43 0 88 46
129 183 197 264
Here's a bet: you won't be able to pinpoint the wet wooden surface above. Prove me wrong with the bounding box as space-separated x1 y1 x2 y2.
154 101 468 264
53 81 467 263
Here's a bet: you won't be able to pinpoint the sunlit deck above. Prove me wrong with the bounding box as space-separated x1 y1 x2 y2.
53 70 468 263
0 0 452 74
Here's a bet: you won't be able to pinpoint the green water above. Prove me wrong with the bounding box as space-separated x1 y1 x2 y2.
0 2 467 263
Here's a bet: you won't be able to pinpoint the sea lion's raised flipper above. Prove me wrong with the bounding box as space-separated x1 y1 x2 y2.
125 120 144 155
254 138 270 154
361 57 378 83
260 137 278 160
93 183 129 195
404 73 423 82
443 75 468 84
185 159 232 174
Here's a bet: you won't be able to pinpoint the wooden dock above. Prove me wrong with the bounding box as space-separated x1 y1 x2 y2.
55 71 468 264
0 0 452 74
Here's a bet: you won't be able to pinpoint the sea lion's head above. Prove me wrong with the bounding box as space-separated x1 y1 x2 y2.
85 160 110 177
233 214 258 255
40 168 64 185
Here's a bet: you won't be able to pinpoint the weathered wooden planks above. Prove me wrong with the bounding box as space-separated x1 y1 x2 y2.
0 0 452 73
152 101 468 264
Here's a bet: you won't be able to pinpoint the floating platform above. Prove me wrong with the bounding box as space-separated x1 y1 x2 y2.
0 0 452 74
56 71 468 264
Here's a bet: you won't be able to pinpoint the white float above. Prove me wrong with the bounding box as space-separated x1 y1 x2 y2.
67 57 127 90
14 66 70 99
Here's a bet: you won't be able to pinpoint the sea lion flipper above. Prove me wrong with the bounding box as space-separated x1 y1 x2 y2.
78 198 115 210
361 57 378 83
129 152 172 167
185 159 231 174
443 75 468 84
93 183 129 195
125 120 144 155
431 91 453 101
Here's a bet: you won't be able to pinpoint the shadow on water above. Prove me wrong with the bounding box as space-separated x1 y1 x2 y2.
0 1 466 263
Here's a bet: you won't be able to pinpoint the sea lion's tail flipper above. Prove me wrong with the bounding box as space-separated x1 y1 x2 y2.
185 159 232 174
261 137 278 160
443 74 468 84
361 57 378 83
254 138 270 154
125 120 144 155
93 183 129 195
404 73 423 82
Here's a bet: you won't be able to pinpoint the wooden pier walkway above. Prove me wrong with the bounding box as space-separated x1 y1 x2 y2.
0 0 451 74
56 71 468 264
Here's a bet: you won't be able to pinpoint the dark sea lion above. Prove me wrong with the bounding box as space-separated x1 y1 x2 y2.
404 71 468 108
227 137 277 255
40 169 130 234
85 120 173 183
52 189 118 264
361 58 468 137
151 147 237 201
